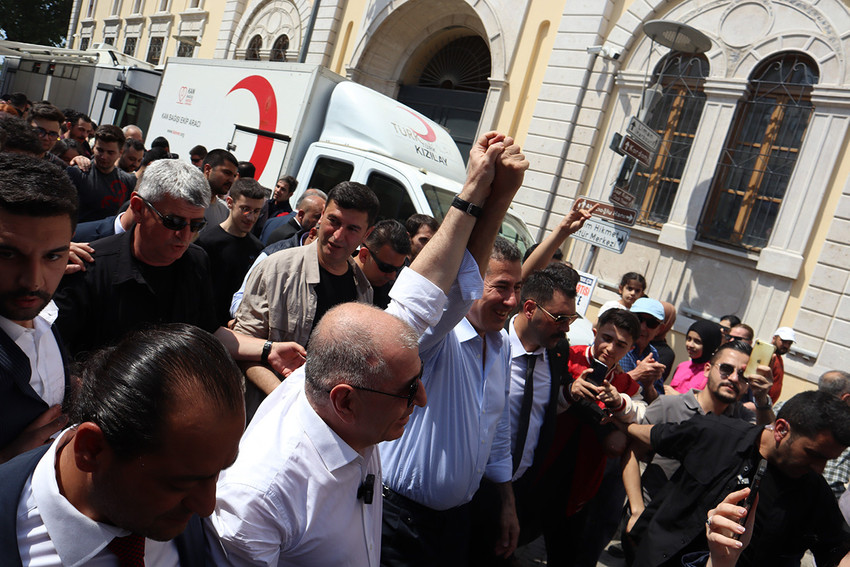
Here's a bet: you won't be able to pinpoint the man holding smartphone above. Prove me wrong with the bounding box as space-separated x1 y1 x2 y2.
625 390 850 567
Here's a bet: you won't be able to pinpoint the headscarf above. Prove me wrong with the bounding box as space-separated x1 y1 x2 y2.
688 320 723 364
655 301 677 340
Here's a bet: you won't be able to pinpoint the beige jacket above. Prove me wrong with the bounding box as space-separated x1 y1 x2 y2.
233 241 373 345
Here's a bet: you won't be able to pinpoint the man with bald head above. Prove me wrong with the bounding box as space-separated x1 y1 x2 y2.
207 131 523 566
820 370 850 498
122 124 144 142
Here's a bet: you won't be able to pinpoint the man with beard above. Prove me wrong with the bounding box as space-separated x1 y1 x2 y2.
0 154 77 464
626 391 850 567
768 326 795 403
200 149 239 234
623 341 774 538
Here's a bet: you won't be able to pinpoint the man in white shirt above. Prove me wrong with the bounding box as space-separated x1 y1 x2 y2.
0 153 77 464
206 131 526 566
0 323 246 566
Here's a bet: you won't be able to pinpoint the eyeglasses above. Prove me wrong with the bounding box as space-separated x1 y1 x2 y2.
637 314 661 329
366 247 404 274
141 197 207 233
32 126 60 140
190 156 203 164
350 364 423 407
716 362 749 385
533 301 580 325
728 335 752 343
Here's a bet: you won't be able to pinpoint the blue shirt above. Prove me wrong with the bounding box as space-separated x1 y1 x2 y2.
621 343 664 395
380 255 513 511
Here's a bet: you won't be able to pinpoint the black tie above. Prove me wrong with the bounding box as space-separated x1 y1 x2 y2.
513 353 537 475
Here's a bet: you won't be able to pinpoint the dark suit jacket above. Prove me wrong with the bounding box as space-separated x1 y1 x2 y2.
0 445 207 566
0 326 71 450
73 215 117 243
259 213 297 245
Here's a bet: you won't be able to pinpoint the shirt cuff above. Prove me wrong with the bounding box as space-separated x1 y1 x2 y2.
484 456 512 484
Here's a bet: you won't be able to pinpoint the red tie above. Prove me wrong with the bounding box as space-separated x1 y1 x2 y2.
107 534 146 567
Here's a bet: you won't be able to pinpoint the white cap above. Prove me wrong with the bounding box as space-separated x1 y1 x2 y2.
773 327 796 342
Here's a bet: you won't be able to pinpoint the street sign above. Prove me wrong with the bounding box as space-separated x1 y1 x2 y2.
620 135 653 168
570 219 631 254
575 271 597 317
574 197 637 226
610 185 636 207
626 116 661 151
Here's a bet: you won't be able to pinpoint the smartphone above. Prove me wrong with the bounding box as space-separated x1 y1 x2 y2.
744 339 775 378
735 458 767 538
588 358 609 386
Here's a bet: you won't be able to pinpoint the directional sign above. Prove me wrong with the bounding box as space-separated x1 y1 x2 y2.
574 197 637 226
610 185 636 207
626 117 661 151
620 136 653 168
570 219 631 254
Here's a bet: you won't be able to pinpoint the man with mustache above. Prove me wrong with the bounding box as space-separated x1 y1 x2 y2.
623 341 774 542
0 154 77 464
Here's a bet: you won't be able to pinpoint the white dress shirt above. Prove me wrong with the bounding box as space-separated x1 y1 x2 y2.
208 261 453 566
16 430 179 567
0 301 65 407
380 255 514 511
506 317 550 481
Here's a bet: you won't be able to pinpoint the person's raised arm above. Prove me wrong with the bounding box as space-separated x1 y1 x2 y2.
521 203 597 280
407 131 504 294
467 136 529 275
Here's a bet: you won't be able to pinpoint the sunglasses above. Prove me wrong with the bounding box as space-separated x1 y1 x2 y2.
350 364 423 407
366 247 404 274
32 126 60 140
141 197 207 233
716 362 749 385
533 301 580 325
637 314 661 329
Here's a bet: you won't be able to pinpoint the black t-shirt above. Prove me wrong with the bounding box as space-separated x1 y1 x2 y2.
196 225 263 325
314 264 358 327
67 166 137 222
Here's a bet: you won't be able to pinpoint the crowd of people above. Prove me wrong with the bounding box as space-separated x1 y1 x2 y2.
0 92 849 567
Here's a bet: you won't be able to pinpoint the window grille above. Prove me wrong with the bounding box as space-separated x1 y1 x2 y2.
246 35 262 61
270 35 289 62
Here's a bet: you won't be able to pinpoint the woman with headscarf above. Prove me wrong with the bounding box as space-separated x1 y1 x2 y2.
650 301 677 382
666 319 723 394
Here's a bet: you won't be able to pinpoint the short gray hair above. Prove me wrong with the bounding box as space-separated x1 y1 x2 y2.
136 158 211 208
295 188 328 208
304 303 418 402
819 370 850 398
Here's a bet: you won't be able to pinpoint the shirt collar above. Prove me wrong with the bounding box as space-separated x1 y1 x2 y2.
508 316 546 359
296 386 367 473
0 300 58 340
32 429 128 567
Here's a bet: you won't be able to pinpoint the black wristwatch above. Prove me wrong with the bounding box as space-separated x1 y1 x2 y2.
451 196 483 218
261 340 273 365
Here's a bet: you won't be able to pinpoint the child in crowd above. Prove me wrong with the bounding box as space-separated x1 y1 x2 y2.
598 272 647 318
666 320 723 394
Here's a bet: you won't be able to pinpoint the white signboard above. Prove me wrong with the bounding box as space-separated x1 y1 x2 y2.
570 219 631 254
575 271 597 317
626 116 661 151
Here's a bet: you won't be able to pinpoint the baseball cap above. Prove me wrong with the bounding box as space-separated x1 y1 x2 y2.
774 327 796 342
630 297 664 322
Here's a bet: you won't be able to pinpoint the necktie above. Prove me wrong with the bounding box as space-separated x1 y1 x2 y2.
107 534 146 567
512 353 537 475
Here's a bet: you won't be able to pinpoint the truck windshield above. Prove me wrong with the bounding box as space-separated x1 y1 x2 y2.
422 184 534 254
307 157 355 194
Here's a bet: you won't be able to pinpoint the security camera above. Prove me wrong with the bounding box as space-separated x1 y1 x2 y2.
587 45 622 60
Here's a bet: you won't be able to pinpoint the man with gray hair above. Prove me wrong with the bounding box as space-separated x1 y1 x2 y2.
54 158 217 355
820 370 850 498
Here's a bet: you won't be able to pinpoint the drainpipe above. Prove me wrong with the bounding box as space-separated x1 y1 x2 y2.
66 0 83 48
298 0 321 63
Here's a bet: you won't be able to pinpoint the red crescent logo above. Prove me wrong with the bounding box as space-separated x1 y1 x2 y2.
227 75 278 178
398 106 437 143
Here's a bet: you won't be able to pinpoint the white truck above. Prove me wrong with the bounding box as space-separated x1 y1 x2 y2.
146 58 533 250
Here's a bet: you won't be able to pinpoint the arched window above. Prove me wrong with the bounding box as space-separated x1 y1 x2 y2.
418 36 491 93
699 52 818 250
270 35 289 62
245 35 262 61
630 53 708 227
